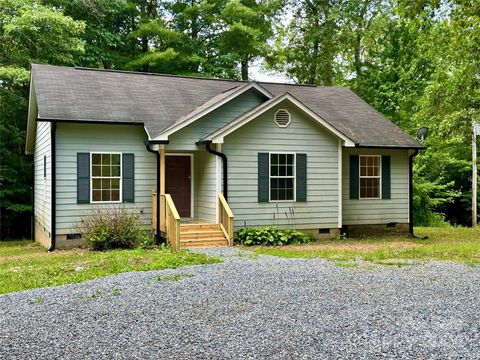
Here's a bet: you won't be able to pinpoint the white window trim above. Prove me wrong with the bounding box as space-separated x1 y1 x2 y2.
274 109 291 128
359 155 382 200
269 152 296 203
90 152 123 204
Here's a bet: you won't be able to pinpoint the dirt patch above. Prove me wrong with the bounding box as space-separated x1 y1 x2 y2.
131 258 153 266
0 249 88 263
270 241 418 252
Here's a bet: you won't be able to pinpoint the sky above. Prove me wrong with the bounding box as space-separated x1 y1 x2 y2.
248 60 293 84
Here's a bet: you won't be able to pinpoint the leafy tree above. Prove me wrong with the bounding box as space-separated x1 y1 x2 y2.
268 0 343 85
412 0 480 225
218 0 281 80
0 0 84 239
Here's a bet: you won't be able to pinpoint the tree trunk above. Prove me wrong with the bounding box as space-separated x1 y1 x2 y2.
142 37 149 72
241 59 249 80
308 40 319 85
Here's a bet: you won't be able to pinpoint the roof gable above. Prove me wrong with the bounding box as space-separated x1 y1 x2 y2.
200 93 356 147
154 82 272 141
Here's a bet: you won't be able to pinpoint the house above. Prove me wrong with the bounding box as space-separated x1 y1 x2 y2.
25 64 423 250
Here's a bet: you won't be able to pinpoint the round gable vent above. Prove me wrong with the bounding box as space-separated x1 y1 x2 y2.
274 109 291 128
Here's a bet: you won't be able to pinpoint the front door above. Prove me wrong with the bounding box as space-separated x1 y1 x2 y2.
165 155 191 218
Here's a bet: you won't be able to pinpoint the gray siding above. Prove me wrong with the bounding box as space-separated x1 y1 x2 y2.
223 103 340 230
55 123 156 234
34 121 51 233
342 148 409 225
166 89 266 151
194 151 217 222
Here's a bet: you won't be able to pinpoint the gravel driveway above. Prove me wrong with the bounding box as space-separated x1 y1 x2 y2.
1 248 479 360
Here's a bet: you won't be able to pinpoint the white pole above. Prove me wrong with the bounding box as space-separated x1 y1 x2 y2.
473 122 478 227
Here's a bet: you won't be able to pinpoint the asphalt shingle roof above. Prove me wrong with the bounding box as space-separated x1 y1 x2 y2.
31 64 422 148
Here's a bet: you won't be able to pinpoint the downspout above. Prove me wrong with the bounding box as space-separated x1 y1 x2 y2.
49 122 56 251
409 149 427 239
145 143 163 243
31 169 35 242
205 142 228 201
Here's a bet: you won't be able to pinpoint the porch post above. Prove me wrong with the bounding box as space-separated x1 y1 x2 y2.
160 145 165 195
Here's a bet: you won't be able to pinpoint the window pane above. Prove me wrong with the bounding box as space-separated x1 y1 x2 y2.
101 179 111 190
285 178 294 189
271 165 278 176
111 165 120 177
111 190 120 201
360 156 367 167
271 154 278 165
286 188 293 200
92 190 101 201
271 189 277 201
271 178 278 190
111 178 120 190
112 154 120 166
102 154 111 165
367 166 374 176
360 165 367 176
278 188 286 200
287 154 294 165
102 190 110 202
279 165 286 176
360 177 380 198
92 154 101 166
102 165 111 177
92 179 101 190
286 165 293 176
92 166 101 177
279 153 286 165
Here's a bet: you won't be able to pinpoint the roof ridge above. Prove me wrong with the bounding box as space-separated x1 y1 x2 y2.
73 66 245 83
33 64 319 88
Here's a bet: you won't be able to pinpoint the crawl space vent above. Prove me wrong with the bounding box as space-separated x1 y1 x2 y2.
274 109 291 128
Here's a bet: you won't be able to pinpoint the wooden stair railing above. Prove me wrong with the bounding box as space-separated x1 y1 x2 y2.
218 193 234 246
162 194 181 251
152 191 181 251
151 191 157 235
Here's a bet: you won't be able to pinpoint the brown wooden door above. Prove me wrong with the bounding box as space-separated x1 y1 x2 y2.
165 155 191 217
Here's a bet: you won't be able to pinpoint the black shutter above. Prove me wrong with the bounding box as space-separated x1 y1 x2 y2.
258 153 269 202
296 153 307 202
349 155 359 199
77 153 90 204
381 155 391 199
122 153 135 203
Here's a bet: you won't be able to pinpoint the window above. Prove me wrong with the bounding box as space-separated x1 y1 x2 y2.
270 153 295 201
91 153 121 202
274 109 291 127
359 155 381 199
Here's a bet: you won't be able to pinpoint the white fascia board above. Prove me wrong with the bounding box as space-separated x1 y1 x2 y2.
25 74 38 155
210 93 356 147
151 81 273 142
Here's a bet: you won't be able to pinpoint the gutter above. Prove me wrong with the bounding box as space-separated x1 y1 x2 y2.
200 141 228 201
49 122 57 251
409 149 427 239
145 143 164 243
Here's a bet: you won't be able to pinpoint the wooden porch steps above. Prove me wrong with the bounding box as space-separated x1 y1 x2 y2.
179 223 228 248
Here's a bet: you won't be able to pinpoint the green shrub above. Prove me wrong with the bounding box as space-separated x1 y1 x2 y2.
235 226 314 246
80 206 150 250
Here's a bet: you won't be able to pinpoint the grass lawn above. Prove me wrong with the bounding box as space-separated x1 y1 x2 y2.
0 241 220 294
252 227 480 266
